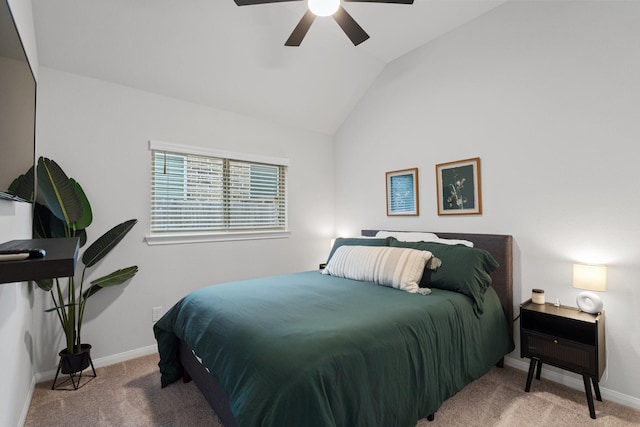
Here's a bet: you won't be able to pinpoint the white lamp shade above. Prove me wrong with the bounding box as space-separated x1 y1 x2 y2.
573 263 607 313
573 264 607 292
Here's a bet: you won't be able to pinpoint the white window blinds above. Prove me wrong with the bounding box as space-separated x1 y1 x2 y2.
150 142 288 234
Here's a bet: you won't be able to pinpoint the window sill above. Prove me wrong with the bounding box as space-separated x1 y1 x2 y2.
144 230 291 246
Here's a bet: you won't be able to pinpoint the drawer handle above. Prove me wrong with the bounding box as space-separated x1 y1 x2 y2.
553 339 558 344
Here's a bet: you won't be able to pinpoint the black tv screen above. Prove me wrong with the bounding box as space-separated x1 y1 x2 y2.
0 0 36 202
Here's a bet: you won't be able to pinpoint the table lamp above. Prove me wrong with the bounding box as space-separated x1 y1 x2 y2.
573 263 607 314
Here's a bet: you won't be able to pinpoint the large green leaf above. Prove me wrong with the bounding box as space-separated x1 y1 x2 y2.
33 202 88 245
81 219 137 268
7 165 35 202
70 178 92 231
83 266 139 299
37 157 84 226
33 203 55 239
36 278 53 292
76 229 88 248
46 209 68 238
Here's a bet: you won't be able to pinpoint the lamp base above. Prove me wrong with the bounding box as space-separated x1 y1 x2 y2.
576 291 603 314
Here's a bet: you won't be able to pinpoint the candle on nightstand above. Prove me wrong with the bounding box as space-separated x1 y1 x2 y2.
532 289 545 304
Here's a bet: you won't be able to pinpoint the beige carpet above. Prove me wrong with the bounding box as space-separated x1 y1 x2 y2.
25 353 640 427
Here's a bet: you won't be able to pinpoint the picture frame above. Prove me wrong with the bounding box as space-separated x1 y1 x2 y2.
435 157 482 215
386 168 419 216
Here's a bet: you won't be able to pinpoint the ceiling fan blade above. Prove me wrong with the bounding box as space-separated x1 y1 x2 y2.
234 0 302 5
333 6 369 46
285 10 316 47
344 0 413 3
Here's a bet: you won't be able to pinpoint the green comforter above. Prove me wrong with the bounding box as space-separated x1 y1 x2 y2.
154 271 514 427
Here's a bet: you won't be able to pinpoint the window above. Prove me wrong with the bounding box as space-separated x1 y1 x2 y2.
147 141 288 244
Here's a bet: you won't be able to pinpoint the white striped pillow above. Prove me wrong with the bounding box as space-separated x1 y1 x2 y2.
322 245 432 293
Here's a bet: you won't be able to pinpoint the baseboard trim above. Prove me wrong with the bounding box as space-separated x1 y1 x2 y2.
504 356 640 411
35 344 158 383
18 375 36 427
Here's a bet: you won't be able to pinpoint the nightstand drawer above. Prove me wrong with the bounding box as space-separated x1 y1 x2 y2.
522 330 596 376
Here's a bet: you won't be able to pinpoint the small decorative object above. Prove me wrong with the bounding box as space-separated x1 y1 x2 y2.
386 168 419 216
435 157 482 215
532 288 545 304
573 263 607 314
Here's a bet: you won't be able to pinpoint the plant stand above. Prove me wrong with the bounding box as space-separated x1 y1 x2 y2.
52 344 97 390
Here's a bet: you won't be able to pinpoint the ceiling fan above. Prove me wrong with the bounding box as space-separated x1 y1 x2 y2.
234 0 414 47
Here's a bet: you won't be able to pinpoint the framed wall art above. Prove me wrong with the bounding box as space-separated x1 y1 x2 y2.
435 157 482 215
386 168 419 216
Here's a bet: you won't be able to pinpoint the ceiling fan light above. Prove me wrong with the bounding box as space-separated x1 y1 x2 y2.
308 0 340 17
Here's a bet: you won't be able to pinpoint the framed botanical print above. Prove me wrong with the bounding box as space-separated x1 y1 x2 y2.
386 168 419 216
435 157 482 215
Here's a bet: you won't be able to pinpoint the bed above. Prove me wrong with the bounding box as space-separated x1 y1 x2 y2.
154 230 514 426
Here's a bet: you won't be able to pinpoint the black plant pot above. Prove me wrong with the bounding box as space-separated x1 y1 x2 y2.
59 344 92 374
52 343 96 390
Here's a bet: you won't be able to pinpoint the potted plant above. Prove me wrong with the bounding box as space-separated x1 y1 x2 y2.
10 157 138 387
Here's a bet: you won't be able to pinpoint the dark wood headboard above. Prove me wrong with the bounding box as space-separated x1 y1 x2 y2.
361 230 514 332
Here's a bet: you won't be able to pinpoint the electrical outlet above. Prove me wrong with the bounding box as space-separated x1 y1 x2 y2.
152 306 163 322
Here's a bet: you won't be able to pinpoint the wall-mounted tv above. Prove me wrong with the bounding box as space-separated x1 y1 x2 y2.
0 0 36 202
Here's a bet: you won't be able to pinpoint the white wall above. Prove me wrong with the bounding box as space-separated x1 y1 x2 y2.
0 1 37 426
0 201 34 427
33 67 334 376
6 0 37 79
334 1 640 406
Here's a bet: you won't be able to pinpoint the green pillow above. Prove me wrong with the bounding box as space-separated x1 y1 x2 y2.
327 237 390 263
389 237 499 315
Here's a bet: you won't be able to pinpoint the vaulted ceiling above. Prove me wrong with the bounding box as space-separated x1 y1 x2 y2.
32 0 508 135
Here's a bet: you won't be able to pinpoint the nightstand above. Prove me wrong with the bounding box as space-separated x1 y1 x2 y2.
520 299 606 419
